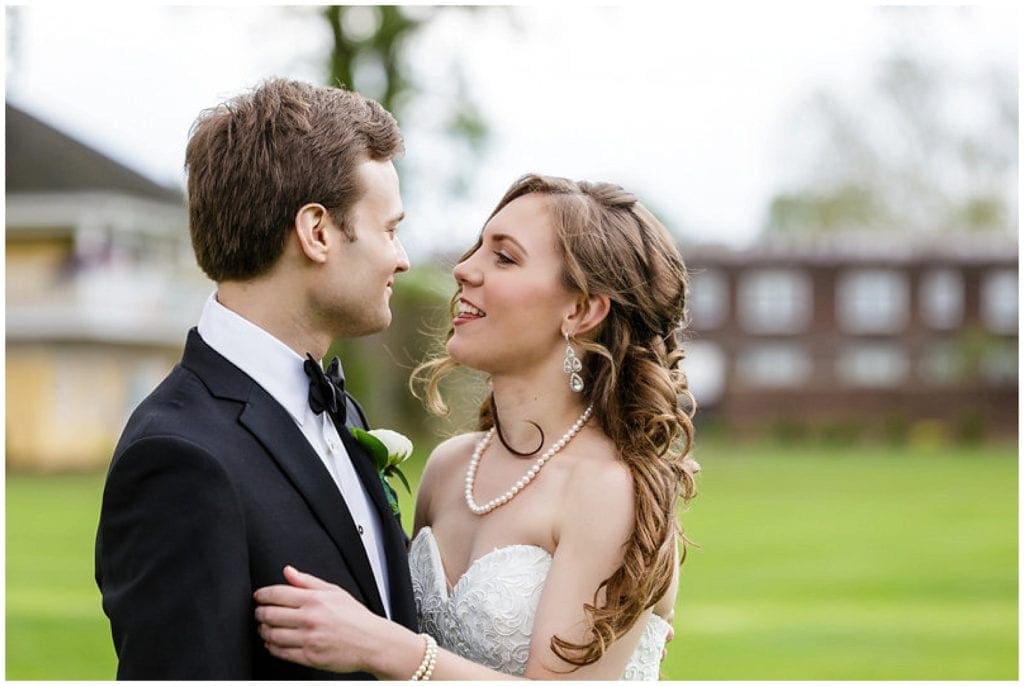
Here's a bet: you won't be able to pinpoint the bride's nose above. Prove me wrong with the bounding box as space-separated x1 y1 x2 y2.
453 253 482 287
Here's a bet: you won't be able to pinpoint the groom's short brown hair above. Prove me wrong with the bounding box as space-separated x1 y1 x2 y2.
185 78 403 281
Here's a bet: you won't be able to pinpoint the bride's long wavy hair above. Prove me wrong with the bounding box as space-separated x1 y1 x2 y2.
411 173 699 668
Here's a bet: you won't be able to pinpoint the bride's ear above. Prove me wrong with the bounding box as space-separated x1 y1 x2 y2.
293 203 333 264
563 293 611 338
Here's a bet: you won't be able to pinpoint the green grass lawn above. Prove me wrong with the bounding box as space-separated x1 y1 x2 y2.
6 471 118 679
6 440 1017 679
662 440 1018 680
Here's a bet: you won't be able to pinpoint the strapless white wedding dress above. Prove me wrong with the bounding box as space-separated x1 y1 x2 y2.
409 526 670 680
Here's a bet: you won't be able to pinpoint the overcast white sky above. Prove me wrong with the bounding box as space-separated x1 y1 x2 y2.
5 4 1018 257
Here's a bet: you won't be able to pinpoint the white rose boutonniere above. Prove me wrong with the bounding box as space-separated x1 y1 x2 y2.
350 428 413 517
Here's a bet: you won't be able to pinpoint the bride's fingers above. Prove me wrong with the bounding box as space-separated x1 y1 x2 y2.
661 625 676 661
257 622 306 648
253 584 311 608
283 564 339 591
264 642 315 668
254 604 304 628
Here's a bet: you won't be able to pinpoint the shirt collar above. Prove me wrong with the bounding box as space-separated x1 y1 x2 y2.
196 291 314 427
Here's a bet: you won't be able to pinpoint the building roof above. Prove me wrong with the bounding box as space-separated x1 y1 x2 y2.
5 102 183 204
684 230 1018 266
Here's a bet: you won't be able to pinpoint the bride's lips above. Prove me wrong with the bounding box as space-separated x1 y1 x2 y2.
453 298 486 326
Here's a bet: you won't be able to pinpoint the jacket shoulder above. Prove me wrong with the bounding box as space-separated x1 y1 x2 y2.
114 364 243 460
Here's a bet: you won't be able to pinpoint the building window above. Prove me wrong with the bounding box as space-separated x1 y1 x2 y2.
837 269 908 334
918 342 959 386
981 269 1017 333
684 341 726 404
690 270 727 329
737 343 812 388
920 269 963 330
837 343 909 387
738 269 812 334
980 340 1017 385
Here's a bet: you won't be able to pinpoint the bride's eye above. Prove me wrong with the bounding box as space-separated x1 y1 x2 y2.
494 251 516 266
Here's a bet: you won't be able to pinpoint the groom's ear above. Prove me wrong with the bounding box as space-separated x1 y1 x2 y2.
294 203 333 264
564 293 611 338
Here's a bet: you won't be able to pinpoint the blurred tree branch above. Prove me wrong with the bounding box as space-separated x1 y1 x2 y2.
763 9 1017 236
321 5 490 195
324 6 417 115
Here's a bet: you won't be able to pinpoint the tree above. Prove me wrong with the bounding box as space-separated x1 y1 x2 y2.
764 7 1016 235
321 6 489 195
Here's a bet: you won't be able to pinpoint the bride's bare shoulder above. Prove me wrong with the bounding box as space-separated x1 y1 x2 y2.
416 432 482 528
558 432 636 538
426 432 481 469
420 432 482 488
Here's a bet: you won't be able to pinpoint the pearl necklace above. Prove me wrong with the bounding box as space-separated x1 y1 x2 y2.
465 405 594 516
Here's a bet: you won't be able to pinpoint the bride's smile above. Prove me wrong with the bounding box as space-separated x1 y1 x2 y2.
447 192 579 378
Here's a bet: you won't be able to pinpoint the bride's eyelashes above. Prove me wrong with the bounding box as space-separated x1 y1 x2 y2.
493 251 516 266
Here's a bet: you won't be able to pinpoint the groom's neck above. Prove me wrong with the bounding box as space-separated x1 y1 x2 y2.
216 279 331 360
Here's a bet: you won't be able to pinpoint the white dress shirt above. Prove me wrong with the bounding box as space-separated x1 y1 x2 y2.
197 291 392 617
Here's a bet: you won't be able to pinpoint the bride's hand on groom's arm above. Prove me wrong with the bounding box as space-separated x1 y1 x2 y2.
253 566 420 675
255 567 520 680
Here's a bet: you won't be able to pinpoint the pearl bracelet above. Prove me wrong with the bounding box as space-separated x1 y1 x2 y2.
410 633 438 681
422 639 438 681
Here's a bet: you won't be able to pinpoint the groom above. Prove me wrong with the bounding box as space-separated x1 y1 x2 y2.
95 79 417 679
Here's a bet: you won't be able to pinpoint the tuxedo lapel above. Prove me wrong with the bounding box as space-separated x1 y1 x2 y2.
336 424 395 524
181 329 386 617
238 389 386 617
181 328 414 629
337 418 418 631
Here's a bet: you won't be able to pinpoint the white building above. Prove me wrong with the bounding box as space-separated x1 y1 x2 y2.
6 102 211 469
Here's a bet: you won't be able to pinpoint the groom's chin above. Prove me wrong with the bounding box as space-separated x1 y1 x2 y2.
333 308 392 339
378 305 395 330
368 305 396 335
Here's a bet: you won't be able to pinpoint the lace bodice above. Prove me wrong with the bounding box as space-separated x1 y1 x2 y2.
409 527 669 680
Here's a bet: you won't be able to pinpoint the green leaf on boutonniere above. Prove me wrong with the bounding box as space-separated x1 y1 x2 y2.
392 466 411 495
379 474 400 517
349 427 414 516
350 427 389 471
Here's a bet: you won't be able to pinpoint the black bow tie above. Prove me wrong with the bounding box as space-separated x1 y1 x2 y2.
303 353 347 424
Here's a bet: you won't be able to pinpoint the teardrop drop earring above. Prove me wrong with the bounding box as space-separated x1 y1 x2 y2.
563 332 584 393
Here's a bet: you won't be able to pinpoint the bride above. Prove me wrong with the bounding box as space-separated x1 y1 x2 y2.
254 173 700 679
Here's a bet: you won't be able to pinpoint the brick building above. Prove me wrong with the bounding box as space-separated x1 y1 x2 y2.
683 232 1017 438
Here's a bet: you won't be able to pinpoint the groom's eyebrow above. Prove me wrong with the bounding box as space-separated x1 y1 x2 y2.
387 211 405 228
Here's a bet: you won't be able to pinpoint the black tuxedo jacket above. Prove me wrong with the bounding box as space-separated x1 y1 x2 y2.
95 329 417 679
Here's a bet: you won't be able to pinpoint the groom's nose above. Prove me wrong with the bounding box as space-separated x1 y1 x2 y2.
394 236 410 273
